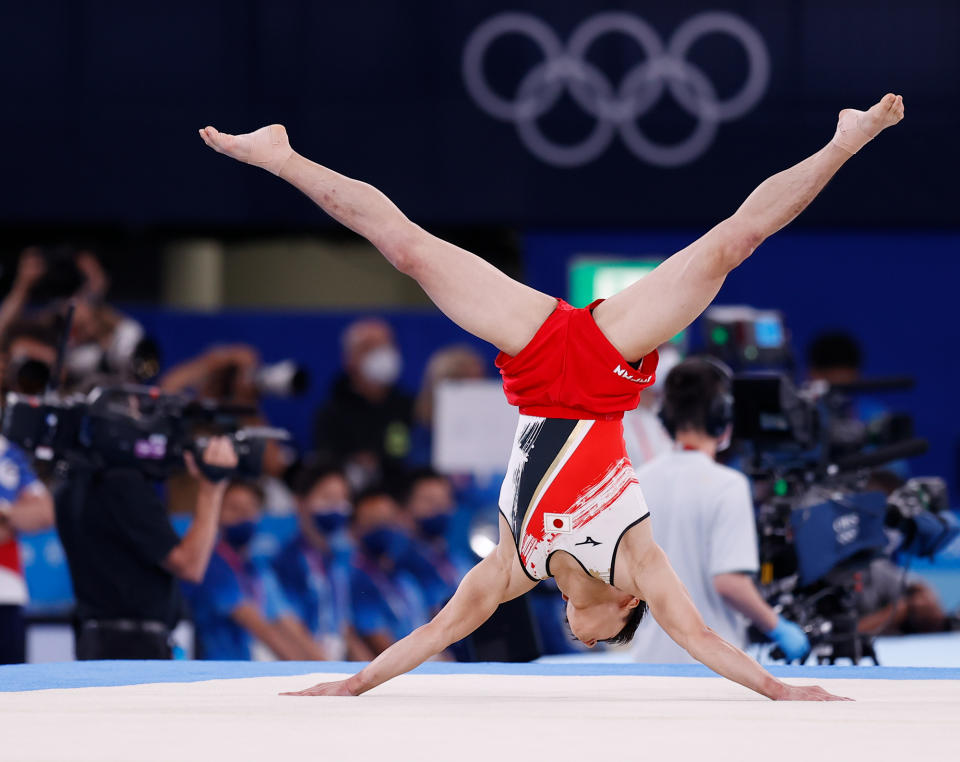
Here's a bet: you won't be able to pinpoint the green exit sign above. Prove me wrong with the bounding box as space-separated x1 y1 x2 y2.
568 257 663 307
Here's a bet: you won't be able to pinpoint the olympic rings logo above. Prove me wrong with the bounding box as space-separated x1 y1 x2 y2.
462 11 770 168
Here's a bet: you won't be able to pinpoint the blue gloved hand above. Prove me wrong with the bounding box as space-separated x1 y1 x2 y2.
766 616 810 662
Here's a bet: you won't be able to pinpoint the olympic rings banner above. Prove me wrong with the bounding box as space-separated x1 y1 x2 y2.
462 11 771 168
0 0 956 227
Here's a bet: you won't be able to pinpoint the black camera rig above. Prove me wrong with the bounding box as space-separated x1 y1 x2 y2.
1 303 288 480
732 373 956 664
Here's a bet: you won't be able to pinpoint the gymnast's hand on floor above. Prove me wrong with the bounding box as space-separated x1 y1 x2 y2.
198 124 294 175
280 679 356 697
775 684 853 702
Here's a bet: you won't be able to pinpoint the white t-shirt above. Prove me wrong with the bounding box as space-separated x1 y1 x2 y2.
630 450 759 663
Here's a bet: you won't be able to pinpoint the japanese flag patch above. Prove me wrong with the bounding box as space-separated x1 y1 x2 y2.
544 513 572 533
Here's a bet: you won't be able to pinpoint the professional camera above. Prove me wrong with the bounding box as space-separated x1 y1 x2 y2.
732 373 957 664
2 385 289 480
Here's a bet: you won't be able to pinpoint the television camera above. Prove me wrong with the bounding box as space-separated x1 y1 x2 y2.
732 372 957 664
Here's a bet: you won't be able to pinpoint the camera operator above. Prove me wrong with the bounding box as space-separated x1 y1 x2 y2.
55 437 238 660
630 358 809 663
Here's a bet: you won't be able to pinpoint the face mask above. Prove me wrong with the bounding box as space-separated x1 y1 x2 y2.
362 527 411 559
360 345 401 386
312 511 349 535
224 521 256 550
417 514 451 539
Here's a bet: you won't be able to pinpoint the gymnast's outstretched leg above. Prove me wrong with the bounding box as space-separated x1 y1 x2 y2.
592 93 905 362
198 125 555 356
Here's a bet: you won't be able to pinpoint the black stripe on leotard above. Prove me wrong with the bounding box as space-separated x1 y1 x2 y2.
510 417 579 545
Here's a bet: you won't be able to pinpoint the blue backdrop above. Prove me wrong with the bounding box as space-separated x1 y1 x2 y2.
1 0 956 227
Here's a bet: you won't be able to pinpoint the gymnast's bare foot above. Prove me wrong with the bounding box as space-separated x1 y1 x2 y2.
198 124 293 175
832 93 905 154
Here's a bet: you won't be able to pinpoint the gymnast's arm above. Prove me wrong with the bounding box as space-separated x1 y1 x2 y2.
282 535 536 696
630 544 851 702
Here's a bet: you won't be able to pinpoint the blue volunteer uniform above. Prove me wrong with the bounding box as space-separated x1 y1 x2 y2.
272 536 352 657
181 540 288 660
349 556 428 643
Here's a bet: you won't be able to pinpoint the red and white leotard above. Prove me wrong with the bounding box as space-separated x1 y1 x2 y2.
495 299 658 584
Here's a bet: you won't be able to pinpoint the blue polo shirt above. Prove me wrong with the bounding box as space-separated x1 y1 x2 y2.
272 535 352 645
181 540 288 660
349 555 428 643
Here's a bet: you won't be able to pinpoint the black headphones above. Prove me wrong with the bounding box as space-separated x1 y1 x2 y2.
659 356 734 439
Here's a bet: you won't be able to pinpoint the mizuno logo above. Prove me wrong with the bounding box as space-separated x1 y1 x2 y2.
575 536 601 547
613 364 652 384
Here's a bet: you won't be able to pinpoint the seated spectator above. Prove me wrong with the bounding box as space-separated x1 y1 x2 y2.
272 464 372 660
403 468 470 611
181 480 325 661
314 318 413 492
0 436 54 664
348 488 428 656
855 471 958 634
856 558 956 634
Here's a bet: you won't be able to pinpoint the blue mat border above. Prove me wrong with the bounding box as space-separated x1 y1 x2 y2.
2 661 960 692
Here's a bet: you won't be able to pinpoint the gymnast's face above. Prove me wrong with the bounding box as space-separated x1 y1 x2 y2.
563 593 637 648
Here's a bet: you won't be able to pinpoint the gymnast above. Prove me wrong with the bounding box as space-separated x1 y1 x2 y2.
199 93 904 700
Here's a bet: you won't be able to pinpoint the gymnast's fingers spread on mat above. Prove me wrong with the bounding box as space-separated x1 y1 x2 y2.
777 684 853 702
280 679 355 697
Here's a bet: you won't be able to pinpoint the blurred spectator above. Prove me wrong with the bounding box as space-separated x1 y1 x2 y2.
854 471 958 635
314 318 413 492
0 247 156 389
0 436 54 664
855 558 956 635
806 331 910 475
348 488 428 656
182 480 325 660
0 320 59 396
808 331 862 385
409 344 486 467
272 464 372 660
60 252 156 388
403 468 469 611
0 249 47 343
160 344 261 405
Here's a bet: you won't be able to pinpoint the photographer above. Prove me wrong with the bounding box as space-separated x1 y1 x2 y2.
160 343 303 514
630 358 809 663
55 437 238 660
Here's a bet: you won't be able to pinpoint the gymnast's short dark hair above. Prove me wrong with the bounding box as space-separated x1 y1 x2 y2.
603 600 648 646
565 599 648 646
